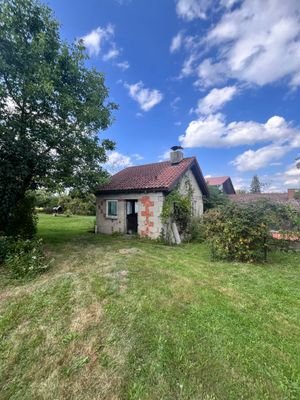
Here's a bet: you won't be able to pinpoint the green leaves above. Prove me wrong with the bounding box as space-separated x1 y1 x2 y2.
0 0 117 234
203 200 300 263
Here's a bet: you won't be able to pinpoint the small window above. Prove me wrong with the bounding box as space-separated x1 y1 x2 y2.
106 200 118 218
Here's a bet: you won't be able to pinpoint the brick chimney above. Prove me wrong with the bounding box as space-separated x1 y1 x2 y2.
288 189 296 199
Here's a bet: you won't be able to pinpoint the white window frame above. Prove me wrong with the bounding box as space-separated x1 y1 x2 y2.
106 200 118 218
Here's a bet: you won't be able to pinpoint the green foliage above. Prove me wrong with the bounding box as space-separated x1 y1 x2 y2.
35 189 96 215
188 217 205 242
204 186 228 210
34 190 58 209
58 193 96 216
294 190 300 200
250 175 262 193
4 191 37 238
202 201 300 263
0 236 10 264
161 187 192 235
5 238 49 279
0 0 117 236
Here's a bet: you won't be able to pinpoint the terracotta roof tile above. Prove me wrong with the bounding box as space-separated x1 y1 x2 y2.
96 157 208 195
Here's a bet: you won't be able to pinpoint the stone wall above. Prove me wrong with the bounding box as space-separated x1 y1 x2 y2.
96 192 164 239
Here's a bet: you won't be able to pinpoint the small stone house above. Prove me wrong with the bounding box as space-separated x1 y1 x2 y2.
95 149 208 239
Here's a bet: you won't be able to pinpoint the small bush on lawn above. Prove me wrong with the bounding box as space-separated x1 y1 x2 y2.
5 238 49 279
202 201 300 263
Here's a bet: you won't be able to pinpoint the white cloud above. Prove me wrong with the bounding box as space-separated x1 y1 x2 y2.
125 81 163 111
180 114 299 148
170 96 181 111
231 144 290 172
105 151 133 174
103 46 120 61
132 153 144 161
175 1 300 89
81 25 114 56
205 0 300 87
159 150 171 162
195 58 227 88
170 32 183 53
196 86 237 114
115 61 130 70
176 0 209 20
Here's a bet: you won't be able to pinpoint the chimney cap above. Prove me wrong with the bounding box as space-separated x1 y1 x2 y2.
171 145 184 151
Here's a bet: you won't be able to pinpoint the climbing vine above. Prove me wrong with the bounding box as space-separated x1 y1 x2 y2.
161 178 193 235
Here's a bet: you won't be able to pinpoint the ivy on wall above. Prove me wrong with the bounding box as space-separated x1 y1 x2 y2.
161 178 194 236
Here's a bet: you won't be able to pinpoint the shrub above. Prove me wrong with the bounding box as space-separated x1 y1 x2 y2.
202 201 300 263
204 186 228 211
5 238 49 279
188 217 205 242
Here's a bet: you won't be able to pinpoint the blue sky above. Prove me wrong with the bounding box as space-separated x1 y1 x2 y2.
47 0 300 191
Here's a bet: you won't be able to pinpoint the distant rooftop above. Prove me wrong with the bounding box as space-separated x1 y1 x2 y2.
206 176 230 186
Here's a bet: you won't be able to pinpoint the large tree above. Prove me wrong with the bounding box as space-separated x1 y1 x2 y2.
0 0 117 235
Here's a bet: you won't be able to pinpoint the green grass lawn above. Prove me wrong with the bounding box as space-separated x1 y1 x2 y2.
0 214 299 399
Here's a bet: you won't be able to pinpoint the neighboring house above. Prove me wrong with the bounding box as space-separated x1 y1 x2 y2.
228 189 300 209
206 176 236 194
95 149 208 239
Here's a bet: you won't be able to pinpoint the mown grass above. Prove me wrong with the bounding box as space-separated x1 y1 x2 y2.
0 214 299 399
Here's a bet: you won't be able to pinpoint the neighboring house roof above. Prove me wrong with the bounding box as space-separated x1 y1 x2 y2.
206 176 236 194
96 157 209 196
206 176 229 186
228 193 300 209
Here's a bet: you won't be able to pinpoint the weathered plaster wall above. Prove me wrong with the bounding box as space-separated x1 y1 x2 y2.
96 168 204 239
96 192 164 239
178 169 204 216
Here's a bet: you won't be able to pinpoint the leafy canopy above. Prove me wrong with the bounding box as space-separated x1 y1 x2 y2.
204 186 228 210
0 0 117 234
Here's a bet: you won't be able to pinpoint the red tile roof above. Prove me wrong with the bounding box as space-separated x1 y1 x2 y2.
206 176 229 186
96 157 208 195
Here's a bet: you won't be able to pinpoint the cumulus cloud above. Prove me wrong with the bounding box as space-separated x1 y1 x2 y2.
231 144 290 172
176 0 209 20
180 115 297 148
175 1 300 88
105 151 133 174
196 86 237 115
170 32 183 53
206 0 300 87
195 59 227 88
180 113 300 171
81 25 114 56
125 81 163 111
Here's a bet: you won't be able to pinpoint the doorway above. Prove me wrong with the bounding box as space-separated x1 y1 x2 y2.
126 200 138 234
